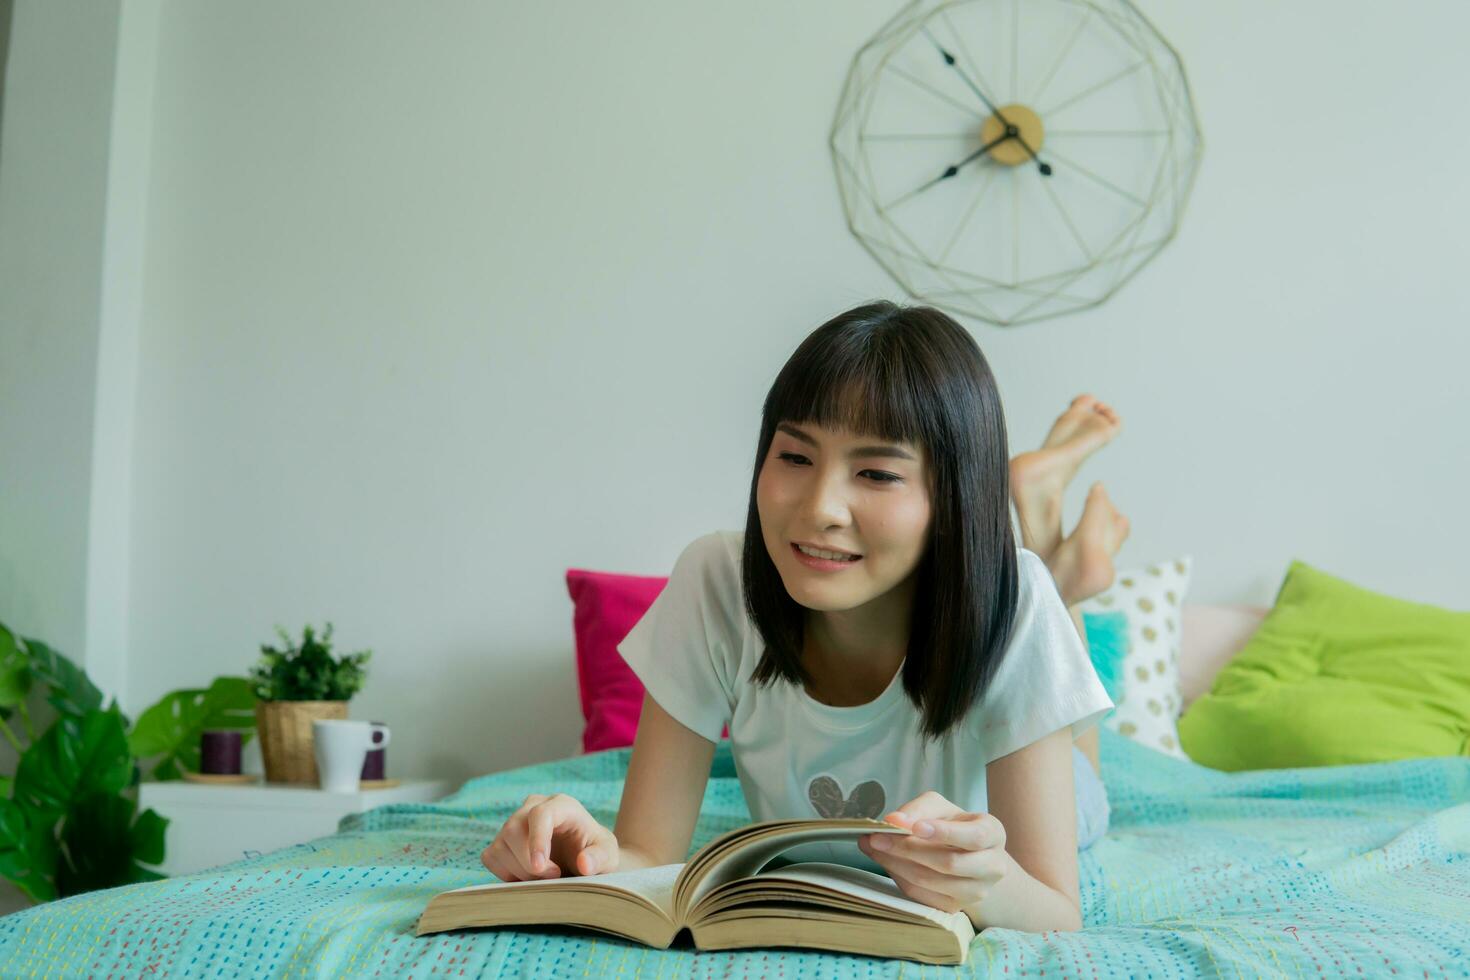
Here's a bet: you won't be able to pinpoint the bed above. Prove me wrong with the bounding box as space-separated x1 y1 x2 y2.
0 606 1466 977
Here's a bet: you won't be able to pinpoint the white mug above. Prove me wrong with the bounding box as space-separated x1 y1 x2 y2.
312 719 391 793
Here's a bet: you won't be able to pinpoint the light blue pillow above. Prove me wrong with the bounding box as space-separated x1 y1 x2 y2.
1082 611 1129 718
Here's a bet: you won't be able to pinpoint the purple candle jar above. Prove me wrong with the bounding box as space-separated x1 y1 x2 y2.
200 730 243 775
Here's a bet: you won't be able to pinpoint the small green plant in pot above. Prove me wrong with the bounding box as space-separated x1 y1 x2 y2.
249 623 371 785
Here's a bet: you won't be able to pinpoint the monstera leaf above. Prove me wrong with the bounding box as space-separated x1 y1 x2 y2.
0 624 31 717
0 623 224 904
21 637 104 721
13 708 134 820
56 793 166 897
129 676 257 781
0 796 59 903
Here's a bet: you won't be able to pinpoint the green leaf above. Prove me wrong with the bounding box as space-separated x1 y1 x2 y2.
56 793 170 897
129 676 256 781
0 798 58 903
250 623 369 702
14 708 132 820
0 623 32 711
130 806 167 867
23 638 102 720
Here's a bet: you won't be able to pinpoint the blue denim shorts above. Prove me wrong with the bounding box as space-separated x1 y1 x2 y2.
1073 745 1110 850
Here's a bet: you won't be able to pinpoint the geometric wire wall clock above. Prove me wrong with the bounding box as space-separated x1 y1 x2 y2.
830 0 1203 326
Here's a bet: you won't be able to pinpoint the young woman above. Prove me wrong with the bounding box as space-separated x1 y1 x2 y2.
482 301 1129 934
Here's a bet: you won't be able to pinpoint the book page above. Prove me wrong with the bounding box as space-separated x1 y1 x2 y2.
752 862 973 933
436 863 684 922
677 821 908 917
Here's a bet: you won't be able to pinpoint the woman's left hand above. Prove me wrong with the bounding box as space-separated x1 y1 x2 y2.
856 791 1011 917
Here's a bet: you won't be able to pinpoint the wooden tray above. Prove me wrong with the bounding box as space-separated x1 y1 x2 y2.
182 772 259 785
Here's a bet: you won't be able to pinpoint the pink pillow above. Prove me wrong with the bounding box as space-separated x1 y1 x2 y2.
564 567 729 752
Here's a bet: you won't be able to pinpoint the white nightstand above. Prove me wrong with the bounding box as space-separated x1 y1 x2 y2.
138 779 453 876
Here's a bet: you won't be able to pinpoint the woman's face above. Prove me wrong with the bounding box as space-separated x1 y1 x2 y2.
756 420 933 612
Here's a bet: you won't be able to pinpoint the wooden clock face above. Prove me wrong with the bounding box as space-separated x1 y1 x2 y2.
830 0 1202 326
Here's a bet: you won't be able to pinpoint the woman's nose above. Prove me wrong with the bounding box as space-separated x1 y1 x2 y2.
801 469 852 527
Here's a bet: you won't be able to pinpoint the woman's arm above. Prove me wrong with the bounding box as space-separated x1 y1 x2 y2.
970 726 1083 931
612 690 717 870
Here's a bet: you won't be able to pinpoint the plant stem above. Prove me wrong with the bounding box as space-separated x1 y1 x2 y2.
0 715 21 754
18 700 34 741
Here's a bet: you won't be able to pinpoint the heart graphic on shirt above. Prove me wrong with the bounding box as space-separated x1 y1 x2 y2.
807 775 886 819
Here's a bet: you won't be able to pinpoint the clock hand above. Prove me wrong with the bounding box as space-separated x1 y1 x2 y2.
949 131 1014 173
921 29 1011 126
1011 134 1054 177
921 29 1053 177
892 132 1014 206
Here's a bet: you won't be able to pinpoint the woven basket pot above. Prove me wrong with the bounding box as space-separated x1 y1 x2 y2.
255 700 348 785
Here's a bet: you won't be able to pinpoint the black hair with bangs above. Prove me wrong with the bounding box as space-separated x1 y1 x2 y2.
741 300 1020 742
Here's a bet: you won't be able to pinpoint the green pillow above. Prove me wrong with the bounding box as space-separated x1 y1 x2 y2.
1179 560 1470 770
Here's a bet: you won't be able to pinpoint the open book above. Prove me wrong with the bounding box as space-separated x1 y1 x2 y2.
416 818 976 965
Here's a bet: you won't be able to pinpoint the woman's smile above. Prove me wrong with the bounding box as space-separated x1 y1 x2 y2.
790 541 864 570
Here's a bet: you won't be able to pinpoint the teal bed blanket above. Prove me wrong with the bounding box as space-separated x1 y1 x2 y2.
1 728 1467 977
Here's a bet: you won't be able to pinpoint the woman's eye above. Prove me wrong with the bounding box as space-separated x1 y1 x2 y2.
775 453 900 484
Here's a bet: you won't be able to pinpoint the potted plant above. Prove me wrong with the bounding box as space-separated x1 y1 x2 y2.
0 619 256 904
249 623 371 785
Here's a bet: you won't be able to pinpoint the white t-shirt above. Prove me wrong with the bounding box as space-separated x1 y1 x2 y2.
617 530 1113 870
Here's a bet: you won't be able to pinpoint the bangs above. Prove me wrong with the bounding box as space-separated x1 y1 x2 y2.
763 331 933 452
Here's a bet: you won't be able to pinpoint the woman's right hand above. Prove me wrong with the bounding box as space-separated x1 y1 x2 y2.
480 793 620 881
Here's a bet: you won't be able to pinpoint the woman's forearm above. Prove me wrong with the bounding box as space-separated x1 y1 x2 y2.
963 851 1083 933
613 841 673 872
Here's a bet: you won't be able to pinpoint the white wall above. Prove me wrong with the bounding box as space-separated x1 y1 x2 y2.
4 0 1468 789
0 0 123 918
0 0 118 663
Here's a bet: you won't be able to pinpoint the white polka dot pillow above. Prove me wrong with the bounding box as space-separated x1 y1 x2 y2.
1078 556 1194 759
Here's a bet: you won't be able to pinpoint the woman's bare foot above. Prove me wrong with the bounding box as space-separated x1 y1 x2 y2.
1047 482 1130 606
1010 395 1123 560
